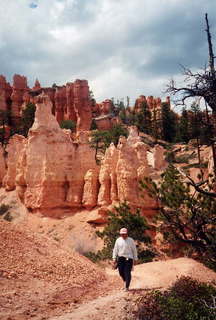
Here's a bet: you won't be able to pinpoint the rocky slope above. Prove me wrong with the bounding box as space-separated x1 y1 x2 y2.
0 219 121 320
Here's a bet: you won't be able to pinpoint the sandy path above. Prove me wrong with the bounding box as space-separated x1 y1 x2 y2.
49 258 216 320
50 291 128 320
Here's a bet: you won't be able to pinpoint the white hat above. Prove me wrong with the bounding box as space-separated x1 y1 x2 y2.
119 228 128 234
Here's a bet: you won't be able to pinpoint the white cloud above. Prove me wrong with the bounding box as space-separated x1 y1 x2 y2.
0 0 216 104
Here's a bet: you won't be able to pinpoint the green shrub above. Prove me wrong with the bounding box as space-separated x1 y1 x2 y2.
165 151 175 163
0 204 10 216
136 276 216 320
3 212 13 222
85 202 152 263
83 251 101 263
60 120 76 132
90 124 128 163
90 124 128 152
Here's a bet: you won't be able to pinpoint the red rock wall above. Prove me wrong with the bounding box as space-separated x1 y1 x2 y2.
134 94 170 120
0 74 92 131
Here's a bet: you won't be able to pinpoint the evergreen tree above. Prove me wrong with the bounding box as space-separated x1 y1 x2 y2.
13 103 36 137
135 102 152 135
190 103 203 140
119 108 127 123
151 107 160 141
178 108 190 143
0 110 10 148
140 165 216 268
60 119 76 132
161 102 177 142
90 124 128 162
85 203 154 263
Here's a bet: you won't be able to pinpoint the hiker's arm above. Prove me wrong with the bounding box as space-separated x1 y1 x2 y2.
131 239 138 261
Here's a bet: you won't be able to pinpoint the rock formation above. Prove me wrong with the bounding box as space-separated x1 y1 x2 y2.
11 75 29 124
0 147 6 185
0 74 93 132
93 99 114 130
74 80 92 131
0 94 167 216
12 93 97 215
98 126 161 214
134 94 171 122
3 135 26 191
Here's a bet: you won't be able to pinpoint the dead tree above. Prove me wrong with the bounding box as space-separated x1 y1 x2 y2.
167 14 216 112
167 13 216 180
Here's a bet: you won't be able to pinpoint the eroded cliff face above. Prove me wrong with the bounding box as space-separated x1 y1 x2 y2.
0 74 93 131
12 94 97 216
98 127 167 214
0 93 169 217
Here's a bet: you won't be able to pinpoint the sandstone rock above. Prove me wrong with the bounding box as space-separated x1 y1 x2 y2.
99 99 113 115
98 126 158 211
87 206 109 224
66 82 77 122
0 75 12 113
93 99 114 130
95 115 113 131
82 169 99 209
98 143 119 206
74 80 92 131
3 135 26 191
11 75 28 124
0 74 93 132
134 95 147 113
0 91 7 112
15 93 97 215
32 79 41 91
116 136 140 206
153 144 167 170
0 146 6 185
55 86 66 123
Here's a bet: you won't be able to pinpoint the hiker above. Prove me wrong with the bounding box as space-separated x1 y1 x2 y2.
112 228 138 291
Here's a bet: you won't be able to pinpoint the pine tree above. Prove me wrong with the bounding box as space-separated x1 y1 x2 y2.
60 120 76 132
90 124 128 162
178 108 190 143
85 202 154 262
11 103 36 137
135 102 152 135
140 165 216 267
161 102 177 142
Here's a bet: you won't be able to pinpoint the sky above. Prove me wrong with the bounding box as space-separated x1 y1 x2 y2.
0 0 216 105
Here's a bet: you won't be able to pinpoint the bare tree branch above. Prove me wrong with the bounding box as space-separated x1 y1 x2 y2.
178 167 216 198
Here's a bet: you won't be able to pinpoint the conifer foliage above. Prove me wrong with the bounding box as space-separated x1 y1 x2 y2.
85 202 154 263
140 165 216 268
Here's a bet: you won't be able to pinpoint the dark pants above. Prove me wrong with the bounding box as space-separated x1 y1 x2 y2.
117 256 133 289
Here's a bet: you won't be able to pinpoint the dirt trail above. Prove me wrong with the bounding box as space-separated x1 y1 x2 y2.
49 258 216 320
50 291 128 320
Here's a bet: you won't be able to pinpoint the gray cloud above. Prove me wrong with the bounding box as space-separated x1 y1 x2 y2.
0 0 216 103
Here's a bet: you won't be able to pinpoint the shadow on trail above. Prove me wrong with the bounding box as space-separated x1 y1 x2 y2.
129 287 163 294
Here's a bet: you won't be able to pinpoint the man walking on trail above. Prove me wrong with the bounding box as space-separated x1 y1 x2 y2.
112 228 138 291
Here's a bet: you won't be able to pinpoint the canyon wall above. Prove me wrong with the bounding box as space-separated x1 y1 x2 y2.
0 75 92 131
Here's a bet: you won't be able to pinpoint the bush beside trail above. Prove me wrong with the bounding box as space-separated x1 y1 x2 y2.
126 276 216 320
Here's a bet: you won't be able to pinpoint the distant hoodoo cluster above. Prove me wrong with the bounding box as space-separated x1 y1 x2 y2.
0 74 170 132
